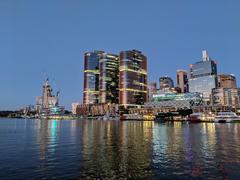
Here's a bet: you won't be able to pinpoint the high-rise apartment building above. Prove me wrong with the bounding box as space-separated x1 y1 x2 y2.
83 51 102 104
218 74 237 89
83 50 119 104
189 50 218 103
99 53 119 104
159 76 174 90
119 49 148 108
177 70 188 93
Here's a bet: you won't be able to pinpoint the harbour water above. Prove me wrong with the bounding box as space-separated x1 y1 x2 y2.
0 118 240 179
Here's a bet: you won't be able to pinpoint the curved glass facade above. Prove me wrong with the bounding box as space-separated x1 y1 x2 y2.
119 50 148 107
99 53 119 104
83 51 102 104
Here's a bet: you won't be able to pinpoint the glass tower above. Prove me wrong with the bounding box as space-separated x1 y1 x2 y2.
99 53 119 104
119 50 148 108
83 51 103 104
189 50 217 103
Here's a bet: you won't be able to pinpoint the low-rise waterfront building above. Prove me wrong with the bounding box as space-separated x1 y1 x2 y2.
212 88 240 108
72 103 119 116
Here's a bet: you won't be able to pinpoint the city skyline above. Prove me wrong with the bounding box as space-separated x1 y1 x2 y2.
1 0 240 110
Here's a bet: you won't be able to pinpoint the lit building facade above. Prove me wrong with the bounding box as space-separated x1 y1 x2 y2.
212 88 240 108
177 70 188 93
143 92 203 109
189 50 218 103
99 53 119 104
36 78 63 115
119 50 148 108
159 76 174 90
218 74 237 89
83 51 103 104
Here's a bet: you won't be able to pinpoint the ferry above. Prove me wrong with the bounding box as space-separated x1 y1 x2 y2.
187 112 215 123
214 112 240 123
120 114 143 121
102 114 120 121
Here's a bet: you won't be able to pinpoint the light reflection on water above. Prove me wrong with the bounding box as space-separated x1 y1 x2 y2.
0 119 240 179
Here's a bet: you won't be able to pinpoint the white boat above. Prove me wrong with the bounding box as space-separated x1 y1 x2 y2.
214 112 240 123
102 114 120 121
120 114 143 121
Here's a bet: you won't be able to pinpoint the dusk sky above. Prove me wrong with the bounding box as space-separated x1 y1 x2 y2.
0 0 240 110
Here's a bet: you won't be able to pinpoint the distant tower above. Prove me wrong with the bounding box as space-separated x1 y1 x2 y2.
36 78 59 114
177 70 188 93
159 76 174 90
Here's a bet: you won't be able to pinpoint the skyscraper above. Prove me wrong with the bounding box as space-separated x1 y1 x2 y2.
189 50 218 103
83 50 120 104
159 76 174 90
119 49 148 108
218 74 237 89
36 78 60 114
83 51 103 104
177 70 188 93
99 53 119 104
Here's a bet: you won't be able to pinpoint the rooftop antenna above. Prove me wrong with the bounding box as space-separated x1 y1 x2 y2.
202 50 210 61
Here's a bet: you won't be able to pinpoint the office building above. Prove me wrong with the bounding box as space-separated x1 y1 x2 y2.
119 49 148 108
99 53 119 104
159 76 174 90
218 74 237 89
189 50 218 103
177 70 188 93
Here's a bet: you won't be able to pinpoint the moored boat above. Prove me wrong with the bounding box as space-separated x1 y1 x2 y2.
120 114 143 121
214 112 240 123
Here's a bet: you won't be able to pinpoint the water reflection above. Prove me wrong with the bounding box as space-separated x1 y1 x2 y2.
79 121 154 179
1 119 240 179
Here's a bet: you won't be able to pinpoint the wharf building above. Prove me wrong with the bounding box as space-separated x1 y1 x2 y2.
83 51 119 104
177 70 188 93
189 50 218 104
119 49 148 108
129 92 203 115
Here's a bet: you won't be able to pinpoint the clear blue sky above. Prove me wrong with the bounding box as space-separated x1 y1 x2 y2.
0 0 240 110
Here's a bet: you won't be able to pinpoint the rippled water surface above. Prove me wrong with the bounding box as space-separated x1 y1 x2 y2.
0 118 240 179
